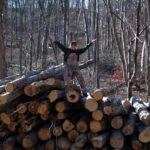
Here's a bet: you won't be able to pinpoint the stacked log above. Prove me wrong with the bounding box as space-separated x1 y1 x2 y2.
0 62 150 149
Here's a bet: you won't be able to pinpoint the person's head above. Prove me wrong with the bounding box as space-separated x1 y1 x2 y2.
70 41 77 49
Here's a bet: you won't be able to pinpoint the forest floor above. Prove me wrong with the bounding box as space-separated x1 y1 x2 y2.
84 71 149 101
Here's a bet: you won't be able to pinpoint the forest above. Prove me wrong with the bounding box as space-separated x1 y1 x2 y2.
0 0 149 99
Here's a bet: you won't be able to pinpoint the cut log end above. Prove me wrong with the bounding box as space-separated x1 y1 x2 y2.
76 120 88 133
22 139 34 149
0 112 11 125
84 98 98 112
138 127 150 143
92 89 103 101
68 129 79 142
24 85 38 97
17 103 27 114
110 131 124 148
104 106 112 115
90 120 102 133
92 110 103 121
62 120 75 132
7 121 17 132
37 103 49 115
66 90 80 103
53 126 63 137
38 127 51 141
111 116 123 129
131 139 142 150
122 125 135 136
5 83 14 92
48 90 60 102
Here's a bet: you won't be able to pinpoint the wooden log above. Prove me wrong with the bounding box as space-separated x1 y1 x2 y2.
66 90 81 103
47 77 65 88
7 121 17 132
4 60 93 93
57 112 67 120
62 119 75 132
76 116 89 133
104 104 128 116
92 110 103 121
0 112 11 124
111 116 123 129
83 96 98 112
40 111 50 121
3 136 16 150
89 119 107 133
67 129 79 142
143 101 150 110
53 126 63 137
75 133 88 148
122 112 137 135
0 89 24 106
55 101 69 113
130 97 150 126
37 100 50 115
24 80 51 97
131 135 142 150
91 89 103 101
138 126 150 143
16 103 28 114
5 76 26 92
45 139 55 150
110 130 125 148
91 132 109 148
48 90 65 103
22 132 38 149
38 126 52 141
0 74 21 86
28 101 40 115
57 136 71 150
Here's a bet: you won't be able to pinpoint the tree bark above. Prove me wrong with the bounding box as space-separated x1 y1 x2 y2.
0 0 7 78
130 97 150 126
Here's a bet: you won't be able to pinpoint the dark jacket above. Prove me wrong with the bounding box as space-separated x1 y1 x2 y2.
54 41 93 62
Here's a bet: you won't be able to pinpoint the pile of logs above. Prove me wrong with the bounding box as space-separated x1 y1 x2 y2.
0 61 150 150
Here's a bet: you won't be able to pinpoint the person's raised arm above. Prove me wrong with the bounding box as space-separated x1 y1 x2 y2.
54 41 70 53
77 39 96 54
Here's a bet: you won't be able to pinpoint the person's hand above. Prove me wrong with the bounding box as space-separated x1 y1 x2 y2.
91 39 97 43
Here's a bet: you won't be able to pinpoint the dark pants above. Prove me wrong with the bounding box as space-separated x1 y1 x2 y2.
64 62 87 93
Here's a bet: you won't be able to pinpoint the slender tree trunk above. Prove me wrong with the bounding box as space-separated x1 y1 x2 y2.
0 0 7 78
107 0 127 83
145 0 150 101
96 1 100 88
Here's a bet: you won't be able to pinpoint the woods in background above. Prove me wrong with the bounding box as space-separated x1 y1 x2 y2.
0 0 149 99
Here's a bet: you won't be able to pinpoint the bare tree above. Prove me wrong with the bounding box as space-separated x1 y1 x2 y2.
0 0 7 78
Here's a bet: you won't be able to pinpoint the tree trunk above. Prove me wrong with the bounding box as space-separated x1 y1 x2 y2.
0 0 7 78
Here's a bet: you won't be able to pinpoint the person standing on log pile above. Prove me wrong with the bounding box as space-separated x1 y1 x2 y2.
54 40 96 97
